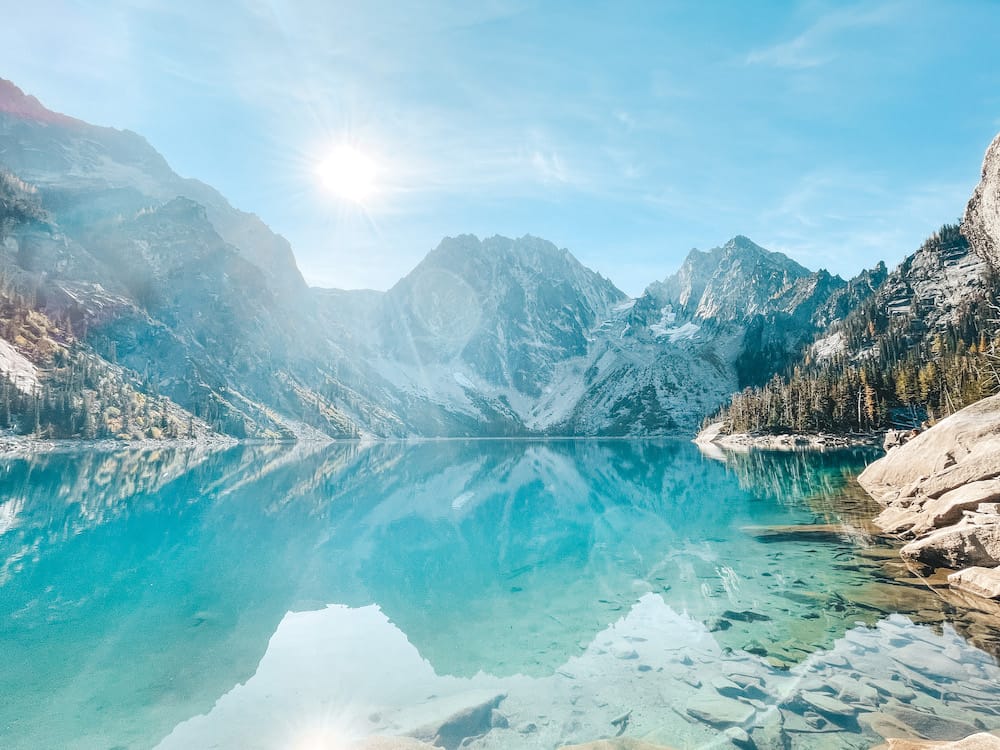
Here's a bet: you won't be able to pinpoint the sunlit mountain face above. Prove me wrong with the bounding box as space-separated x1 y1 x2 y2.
3 441 999 749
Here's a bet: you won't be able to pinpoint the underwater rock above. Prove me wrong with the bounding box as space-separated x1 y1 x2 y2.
882 705 981 742
859 711 924 741
722 609 772 623
742 524 855 544
948 566 1000 599
874 732 1000 749
889 643 970 681
410 693 506 750
353 738 439 749
797 690 858 721
559 739 678 750
722 726 753 748
685 692 755 728
748 709 788 750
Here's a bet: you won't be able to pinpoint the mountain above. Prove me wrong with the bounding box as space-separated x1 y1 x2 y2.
622 236 882 389
0 78 397 439
707 132 1000 437
4 77 984 440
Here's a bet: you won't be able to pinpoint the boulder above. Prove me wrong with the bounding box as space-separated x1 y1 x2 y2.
900 518 1000 569
911 480 1000 534
874 505 924 535
409 694 506 750
686 692 755 728
858 395 1000 506
880 706 980 741
948 566 1000 599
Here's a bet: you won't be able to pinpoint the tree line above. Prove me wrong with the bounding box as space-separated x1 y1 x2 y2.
709 225 1000 434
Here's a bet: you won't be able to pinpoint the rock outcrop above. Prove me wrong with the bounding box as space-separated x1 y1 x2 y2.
858 394 1000 507
855 130 1000 596
963 132 1000 272
858 394 1000 594
948 566 1000 599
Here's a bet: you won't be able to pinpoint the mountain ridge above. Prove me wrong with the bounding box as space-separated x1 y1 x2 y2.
2 78 993 440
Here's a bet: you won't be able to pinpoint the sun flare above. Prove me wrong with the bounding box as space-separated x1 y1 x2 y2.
317 145 376 203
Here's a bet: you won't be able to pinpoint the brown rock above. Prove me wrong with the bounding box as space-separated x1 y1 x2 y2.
859 710 923 741
900 518 1000 569
874 505 924 535
873 732 1000 749
948 566 1000 599
912 480 1000 534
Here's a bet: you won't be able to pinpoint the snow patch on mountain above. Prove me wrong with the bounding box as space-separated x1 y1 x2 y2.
0 338 39 394
811 331 846 361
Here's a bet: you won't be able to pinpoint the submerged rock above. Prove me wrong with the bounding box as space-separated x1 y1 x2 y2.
881 705 981 742
353 738 439 749
685 692 755 728
873 732 1000 749
410 693 506 750
948 566 1000 599
559 739 678 750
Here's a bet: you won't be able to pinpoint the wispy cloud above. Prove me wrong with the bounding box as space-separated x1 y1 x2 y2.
530 150 571 184
758 168 971 274
746 2 901 69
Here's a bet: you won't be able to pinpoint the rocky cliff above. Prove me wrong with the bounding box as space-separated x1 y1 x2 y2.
964 132 1000 272
853 131 1000 601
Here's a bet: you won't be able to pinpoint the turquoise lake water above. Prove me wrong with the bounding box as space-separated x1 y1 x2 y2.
1 440 999 749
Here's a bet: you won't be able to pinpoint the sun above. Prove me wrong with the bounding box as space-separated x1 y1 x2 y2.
317 145 376 203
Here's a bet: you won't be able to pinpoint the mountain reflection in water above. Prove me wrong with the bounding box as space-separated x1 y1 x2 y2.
2 440 997 750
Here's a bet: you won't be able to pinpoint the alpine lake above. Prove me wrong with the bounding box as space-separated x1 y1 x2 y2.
2 439 999 750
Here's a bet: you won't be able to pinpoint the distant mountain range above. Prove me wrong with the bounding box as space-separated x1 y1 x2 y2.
0 78 997 439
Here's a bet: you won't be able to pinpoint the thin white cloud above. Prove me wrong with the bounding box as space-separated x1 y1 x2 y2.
530 150 571 184
758 168 971 274
746 2 902 69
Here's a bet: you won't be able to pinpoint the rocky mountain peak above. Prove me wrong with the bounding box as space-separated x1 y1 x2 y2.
0 78 82 127
963 131 1000 273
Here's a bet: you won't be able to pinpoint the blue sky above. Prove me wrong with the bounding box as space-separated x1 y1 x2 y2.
3 0 1000 295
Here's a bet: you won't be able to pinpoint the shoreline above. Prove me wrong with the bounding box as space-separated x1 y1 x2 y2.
0 433 243 458
694 421 884 453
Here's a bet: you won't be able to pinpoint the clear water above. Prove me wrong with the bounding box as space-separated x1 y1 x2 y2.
1 440 998 750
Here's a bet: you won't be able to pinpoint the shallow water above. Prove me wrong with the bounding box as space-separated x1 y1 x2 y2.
1 440 998 749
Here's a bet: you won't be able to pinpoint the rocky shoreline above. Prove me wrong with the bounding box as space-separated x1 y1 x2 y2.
857 393 1000 601
694 421 883 453
0 432 241 459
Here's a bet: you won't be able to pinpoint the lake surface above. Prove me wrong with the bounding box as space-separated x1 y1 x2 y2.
1 440 999 750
